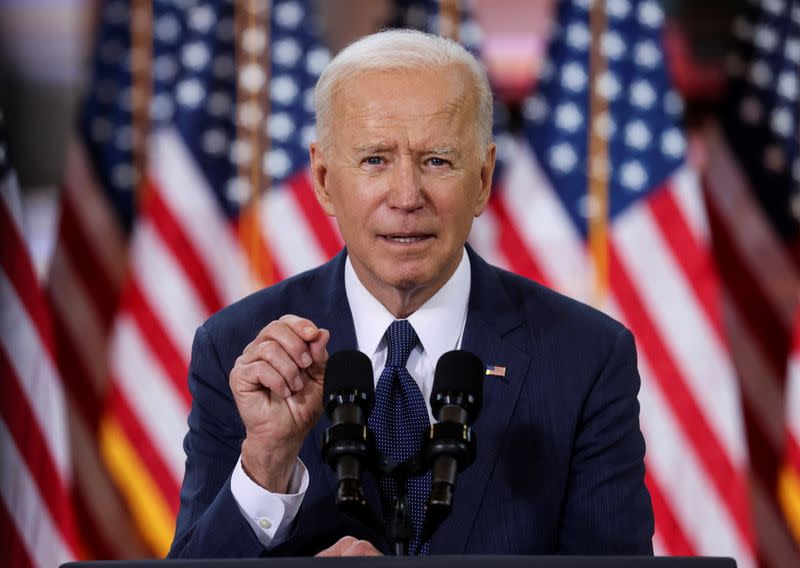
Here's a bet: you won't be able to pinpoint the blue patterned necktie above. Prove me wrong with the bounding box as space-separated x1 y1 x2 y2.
368 320 431 555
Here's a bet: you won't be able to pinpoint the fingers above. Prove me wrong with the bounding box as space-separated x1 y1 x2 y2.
315 536 382 557
236 316 325 396
232 360 294 399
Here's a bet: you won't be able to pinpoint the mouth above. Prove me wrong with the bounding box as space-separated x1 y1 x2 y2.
379 233 434 244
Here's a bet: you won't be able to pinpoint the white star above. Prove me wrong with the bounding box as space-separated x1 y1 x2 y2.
154 15 180 43
275 0 304 29
264 148 292 178
461 20 483 48
523 94 548 123
625 120 651 150
202 129 228 156
242 27 267 55
115 126 133 151
230 140 252 165
226 178 252 205
561 62 587 92
91 118 113 143
304 88 315 113
239 63 266 93
607 0 631 19
566 22 591 50
213 55 235 79
112 163 135 190
778 72 798 99
754 24 779 52
301 124 316 148
176 79 206 108
182 42 211 70
151 94 174 122
207 91 232 117
154 55 178 82
620 161 648 191
274 37 301 67
267 112 295 141
749 60 772 88
740 96 763 124
306 47 331 76
556 103 584 132
596 71 621 101
786 39 800 64
271 76 299 106
238 102 262 128
189 4 215 33
771 107 793 137
638 0 664 28
764 145 786 172
550 143 578 173
601 31 626 60
634 40 661 68
661 128 685 158
764 0 785 16
630 80 656 109
664 90 684 116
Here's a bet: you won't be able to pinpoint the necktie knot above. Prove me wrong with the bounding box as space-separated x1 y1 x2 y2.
385 320 418 369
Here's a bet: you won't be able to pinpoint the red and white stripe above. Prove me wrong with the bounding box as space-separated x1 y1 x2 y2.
48 141 150 559
472 136 757 566
1 171 79 567
702 121 800 568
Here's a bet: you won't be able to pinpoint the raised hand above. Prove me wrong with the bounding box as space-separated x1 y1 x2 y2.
229 314 330 492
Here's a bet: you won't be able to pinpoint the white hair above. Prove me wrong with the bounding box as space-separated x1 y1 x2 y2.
313 29 494 153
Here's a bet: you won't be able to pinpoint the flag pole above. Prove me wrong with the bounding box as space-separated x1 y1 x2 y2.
235 0 273 289
587 0 610 307
439 0 460 41
131 0 152 206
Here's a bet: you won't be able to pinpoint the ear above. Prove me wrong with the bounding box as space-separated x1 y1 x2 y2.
474 142 496 217
310 142 336 216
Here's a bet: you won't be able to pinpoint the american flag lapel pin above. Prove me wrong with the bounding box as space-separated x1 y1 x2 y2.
485 364 507 378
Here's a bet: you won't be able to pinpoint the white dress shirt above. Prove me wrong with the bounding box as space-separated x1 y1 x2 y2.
231 249 471 548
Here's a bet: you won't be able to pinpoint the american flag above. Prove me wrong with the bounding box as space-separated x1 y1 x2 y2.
466 0 756 565
781 308 800 545
0 113 80 566
702 0 800 566
47 0 335 558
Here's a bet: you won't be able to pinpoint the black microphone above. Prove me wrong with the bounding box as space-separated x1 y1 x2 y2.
424 350 484 537
320 350 375 515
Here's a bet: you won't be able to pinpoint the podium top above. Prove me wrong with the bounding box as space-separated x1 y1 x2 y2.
62 555 735 568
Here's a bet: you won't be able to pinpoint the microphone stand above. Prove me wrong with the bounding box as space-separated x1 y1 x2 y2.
389 482 410 556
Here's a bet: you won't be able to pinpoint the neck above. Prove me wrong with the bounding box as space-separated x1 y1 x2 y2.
349 252 464 319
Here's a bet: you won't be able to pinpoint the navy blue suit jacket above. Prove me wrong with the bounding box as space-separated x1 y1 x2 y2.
168 247 654 558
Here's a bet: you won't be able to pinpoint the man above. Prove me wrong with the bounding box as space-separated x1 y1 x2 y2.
168 29 654 558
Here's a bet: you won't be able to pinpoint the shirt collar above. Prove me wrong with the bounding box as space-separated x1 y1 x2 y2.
344 248 471 362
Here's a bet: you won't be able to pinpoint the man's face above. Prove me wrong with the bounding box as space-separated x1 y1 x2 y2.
310 65 496 307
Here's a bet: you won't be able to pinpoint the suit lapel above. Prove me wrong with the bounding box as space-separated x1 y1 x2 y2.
429 247 532 554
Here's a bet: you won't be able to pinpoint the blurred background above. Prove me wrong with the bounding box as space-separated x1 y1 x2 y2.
1 1 799 568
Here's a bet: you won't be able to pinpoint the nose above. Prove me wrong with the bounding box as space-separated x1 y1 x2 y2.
387 156 425 211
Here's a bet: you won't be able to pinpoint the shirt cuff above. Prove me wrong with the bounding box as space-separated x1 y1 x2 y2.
230 455 309 548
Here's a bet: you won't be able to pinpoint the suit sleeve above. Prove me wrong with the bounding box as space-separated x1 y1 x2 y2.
167 324 266 558
557 326 655 554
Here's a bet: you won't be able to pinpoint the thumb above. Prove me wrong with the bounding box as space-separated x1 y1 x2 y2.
307 328 330 381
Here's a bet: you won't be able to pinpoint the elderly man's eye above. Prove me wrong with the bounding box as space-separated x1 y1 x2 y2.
428 157 449 167
364 156 384 165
